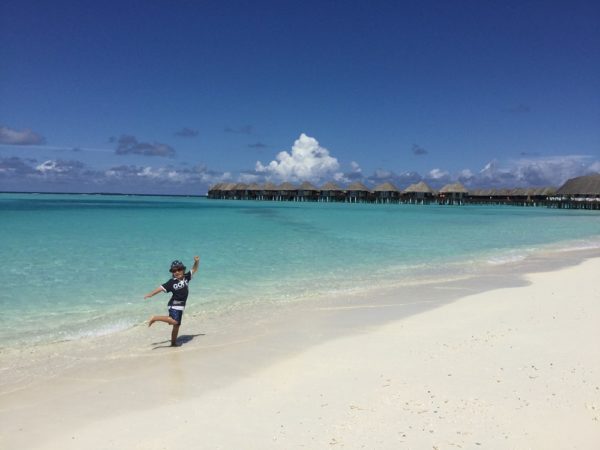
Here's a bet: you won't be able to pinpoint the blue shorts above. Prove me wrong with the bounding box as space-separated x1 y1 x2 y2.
168 308 184 324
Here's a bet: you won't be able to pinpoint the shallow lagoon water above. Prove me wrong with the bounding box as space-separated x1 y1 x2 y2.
1 193 599 348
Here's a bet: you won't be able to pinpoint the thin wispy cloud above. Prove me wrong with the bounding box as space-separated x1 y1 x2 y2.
248 142 268 149
0 125 46 145
174 127 199 138
114 135 176 157
412 144 428 156
224 125 254 135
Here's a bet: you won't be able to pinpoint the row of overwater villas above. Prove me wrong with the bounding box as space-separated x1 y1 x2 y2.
207 181 562 205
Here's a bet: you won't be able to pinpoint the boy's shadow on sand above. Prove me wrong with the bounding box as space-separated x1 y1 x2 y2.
152 333 205 349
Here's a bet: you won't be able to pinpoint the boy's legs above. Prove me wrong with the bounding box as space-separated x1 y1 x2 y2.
148 315 178 327
171 324 180 346
149 309 183 346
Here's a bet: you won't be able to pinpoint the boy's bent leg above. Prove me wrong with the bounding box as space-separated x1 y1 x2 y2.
148 315 178 327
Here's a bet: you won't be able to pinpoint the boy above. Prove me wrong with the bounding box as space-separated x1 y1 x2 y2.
145 256 200 346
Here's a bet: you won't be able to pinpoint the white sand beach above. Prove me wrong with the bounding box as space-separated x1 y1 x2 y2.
1 253 600 449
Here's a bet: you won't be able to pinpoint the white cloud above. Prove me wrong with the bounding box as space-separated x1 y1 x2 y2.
0 125 45 145
350 161 362 173
458 169 474 181
255 133 339 182
473 155 600 187
428 168 449 180
511 155 597 186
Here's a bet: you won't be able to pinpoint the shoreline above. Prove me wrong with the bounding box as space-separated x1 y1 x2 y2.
1 247 600 448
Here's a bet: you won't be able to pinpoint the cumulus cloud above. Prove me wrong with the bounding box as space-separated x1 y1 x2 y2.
174 127 199 138
0 125 46 145
255 133 340 182
114 135 175 157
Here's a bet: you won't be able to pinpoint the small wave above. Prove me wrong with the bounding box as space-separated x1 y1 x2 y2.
486 253 528 265
60 320 136 342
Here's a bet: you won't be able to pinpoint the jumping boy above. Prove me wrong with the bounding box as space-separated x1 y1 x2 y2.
145 256 200 346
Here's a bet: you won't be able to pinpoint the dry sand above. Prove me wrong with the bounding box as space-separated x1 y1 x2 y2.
1 255 599 449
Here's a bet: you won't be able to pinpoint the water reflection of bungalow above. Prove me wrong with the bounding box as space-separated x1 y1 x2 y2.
438 182 468 205
297 181 320 202
373 182 401 203
346 181 371 203
319 181 344 202
404 181 435 204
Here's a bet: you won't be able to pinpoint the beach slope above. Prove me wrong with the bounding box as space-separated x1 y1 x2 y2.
2 257 600 449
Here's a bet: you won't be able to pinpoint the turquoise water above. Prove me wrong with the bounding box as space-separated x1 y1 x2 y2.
1 193 600 348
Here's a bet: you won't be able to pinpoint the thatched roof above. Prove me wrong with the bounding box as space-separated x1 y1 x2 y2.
320 181 343 191
277 182 296 191
233 183 249 190
346 181 371 192
373 182 400 192
557 174 600 195
404 181 434 194
209 183 224 191
439 182 468 194
508 187 557 196
262 182 278 191
220 182 237 191
299 181 319 191
246 183 261 191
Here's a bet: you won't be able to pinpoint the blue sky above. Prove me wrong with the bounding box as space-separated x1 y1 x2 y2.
1 0 599 194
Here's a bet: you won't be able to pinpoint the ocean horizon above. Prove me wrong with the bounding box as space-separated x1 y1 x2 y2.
1 192 600 350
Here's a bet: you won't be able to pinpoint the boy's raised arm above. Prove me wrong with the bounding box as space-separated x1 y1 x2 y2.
192 255 200 274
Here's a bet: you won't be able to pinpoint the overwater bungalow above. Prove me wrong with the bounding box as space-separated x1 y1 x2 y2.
277 182 296 201
319 181 344 202
246 183 261 200
346 181 372 203
404 181 435 204
259 182 278 201
207 183 223 199
438 182 468 205
232 183 249 200
549 173 600 209
217 183 235 199
296 181 320 202
373 182 401 203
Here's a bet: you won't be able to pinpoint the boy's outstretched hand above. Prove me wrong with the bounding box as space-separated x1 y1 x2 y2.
192 255 200 274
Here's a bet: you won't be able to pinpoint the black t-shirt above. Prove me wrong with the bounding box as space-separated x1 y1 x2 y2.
161 272 192 308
